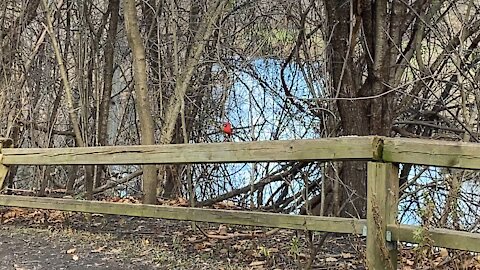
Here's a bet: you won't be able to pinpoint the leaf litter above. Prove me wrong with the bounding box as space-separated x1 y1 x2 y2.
0 200 479 269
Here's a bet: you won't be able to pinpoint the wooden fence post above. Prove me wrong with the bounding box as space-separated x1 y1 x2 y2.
366 162 399 270
0 138 13 191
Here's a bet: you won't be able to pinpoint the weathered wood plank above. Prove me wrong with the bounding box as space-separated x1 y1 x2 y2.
387 224 480 252
0 138 13 190
1 136 382 165
0 162 8 191
366 162 399 270
0 195 366 233
383 138 480 169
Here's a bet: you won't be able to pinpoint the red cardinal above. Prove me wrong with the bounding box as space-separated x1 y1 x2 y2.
222 122 233 139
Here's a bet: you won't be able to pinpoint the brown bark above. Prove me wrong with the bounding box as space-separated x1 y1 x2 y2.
96 0 120 188
324 0 396 218
124 0 158 204
324 1 368 217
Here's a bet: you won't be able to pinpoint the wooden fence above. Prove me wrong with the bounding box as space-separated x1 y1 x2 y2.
1 136 479 269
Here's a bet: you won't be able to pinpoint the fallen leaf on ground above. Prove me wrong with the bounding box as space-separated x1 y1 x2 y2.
250 260 265 266
325 257 338 262
439 248 448 258
91 246 106 253
217 224 228 235
109 248 122 254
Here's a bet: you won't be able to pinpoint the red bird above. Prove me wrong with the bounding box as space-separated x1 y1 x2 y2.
222 122 233 137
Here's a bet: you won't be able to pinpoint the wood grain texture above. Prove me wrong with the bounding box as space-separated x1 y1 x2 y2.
387 224 480 252
366 162 399 270
1 136 381 165
0 162 8 191
0 195 366 234
383 138 480 169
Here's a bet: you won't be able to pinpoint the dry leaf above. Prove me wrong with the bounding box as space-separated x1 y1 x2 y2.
187 237 197 242
48 211 65 223
177 198 189 206
66 248 76 254
249 260 266 266
406 259 414 266
109 248 122 254
439 248 448 258
325 257 338 262
91 246 106 253
218 224 228 235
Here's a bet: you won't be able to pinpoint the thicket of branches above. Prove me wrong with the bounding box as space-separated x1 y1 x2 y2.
0 0 479 233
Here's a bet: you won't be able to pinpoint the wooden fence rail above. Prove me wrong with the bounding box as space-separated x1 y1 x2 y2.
383 137 480 170
1 136 480 269
0 195 366 234
388 224 480 253
0 136 382 165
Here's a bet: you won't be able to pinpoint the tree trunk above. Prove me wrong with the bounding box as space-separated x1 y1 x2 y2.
124 0 158 204
324 0 395 218
325 1 369 217
96 0 120 188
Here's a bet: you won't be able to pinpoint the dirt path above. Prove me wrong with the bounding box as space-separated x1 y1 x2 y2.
0 225 165 270
0 208 366 269
1 207 479 269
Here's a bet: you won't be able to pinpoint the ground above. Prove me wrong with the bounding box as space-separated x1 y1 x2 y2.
0 207 366 270
0 206 478 269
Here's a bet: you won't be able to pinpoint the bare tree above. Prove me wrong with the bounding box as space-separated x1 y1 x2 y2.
96 0 120 188
1 1 479 241
124 0 157 204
